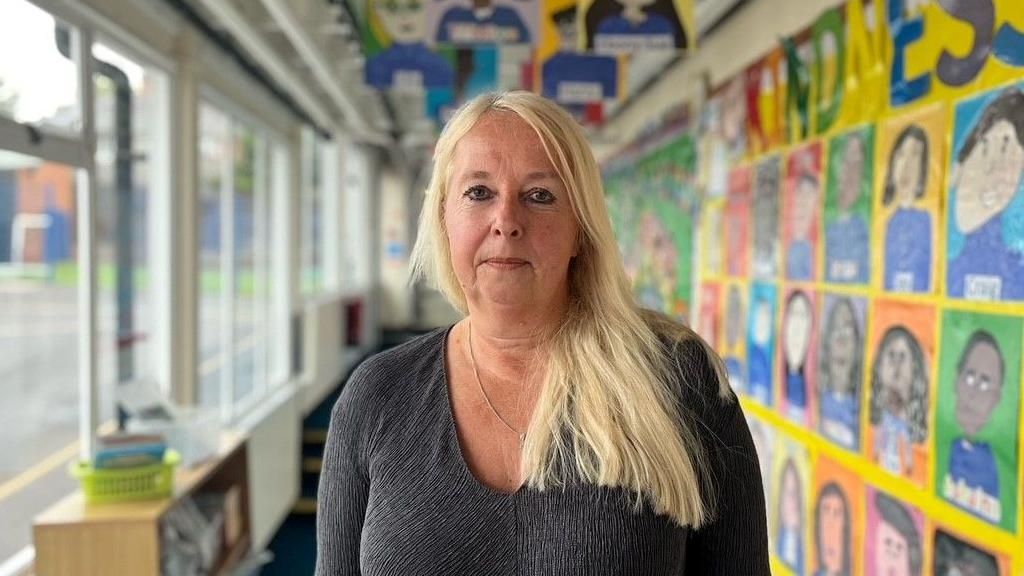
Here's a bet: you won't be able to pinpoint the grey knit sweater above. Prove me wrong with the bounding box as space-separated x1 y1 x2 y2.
315 327 769 575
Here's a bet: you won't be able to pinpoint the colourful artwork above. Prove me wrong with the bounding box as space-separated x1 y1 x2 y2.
773 436 810 576
696 282 721 351
427 0 538 45
580 0 695 55
722 281 747 394
866 300 935 487
865 488 924 576
817 294 866 452
632 197 693 321
780 287 817 426
873 103 945 294
747 282 777 407
824 125 874 284
932 527 1011 576
426 45 499 122
364 0 455 90
811 457 864 576
783 141 823 281
701 201 723 276
935 310 1022 532
946 82 1024 302
752 155 782 280
724 165 752 278
540 3 619 106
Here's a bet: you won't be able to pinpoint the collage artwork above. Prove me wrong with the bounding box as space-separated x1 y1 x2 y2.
605 1 1024 575
358 0 696 124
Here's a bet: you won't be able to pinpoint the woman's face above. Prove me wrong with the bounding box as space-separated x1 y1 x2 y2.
875 519 911 576
879 334 916 416
444 112 579 314
783 294 812 370
826 302 858 393
818 492 847 573
892 135 925 207
954 119 1024 234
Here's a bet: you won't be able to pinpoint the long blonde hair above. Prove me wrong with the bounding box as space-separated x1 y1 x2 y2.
409 91 731 527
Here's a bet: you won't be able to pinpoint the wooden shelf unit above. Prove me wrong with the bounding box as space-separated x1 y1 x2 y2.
33 433 252 576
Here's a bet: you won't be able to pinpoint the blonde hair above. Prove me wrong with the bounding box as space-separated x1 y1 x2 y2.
409 91 731 527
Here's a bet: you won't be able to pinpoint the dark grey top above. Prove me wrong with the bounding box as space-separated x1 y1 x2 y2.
315 326 769 575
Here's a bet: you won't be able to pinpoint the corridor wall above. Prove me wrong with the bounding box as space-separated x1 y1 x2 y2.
604 2 1024 575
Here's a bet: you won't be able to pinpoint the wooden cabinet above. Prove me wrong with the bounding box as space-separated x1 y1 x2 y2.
33 434 251 576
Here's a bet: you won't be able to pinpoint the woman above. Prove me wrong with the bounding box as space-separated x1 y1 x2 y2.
882 124 932 292
315 92 769 574
868 326 929 478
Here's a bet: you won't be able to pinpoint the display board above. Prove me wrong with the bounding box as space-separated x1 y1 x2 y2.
604 1 1024 573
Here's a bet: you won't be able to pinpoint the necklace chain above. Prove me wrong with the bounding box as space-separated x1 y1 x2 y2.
467 321 526 445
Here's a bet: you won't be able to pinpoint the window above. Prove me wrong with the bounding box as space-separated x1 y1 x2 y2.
301 128 323 295
197 101 279 418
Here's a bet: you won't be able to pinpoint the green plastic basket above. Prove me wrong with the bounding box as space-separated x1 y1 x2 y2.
71 450 181 504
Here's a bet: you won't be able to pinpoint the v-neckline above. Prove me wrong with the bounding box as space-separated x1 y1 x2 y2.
440 324 527 497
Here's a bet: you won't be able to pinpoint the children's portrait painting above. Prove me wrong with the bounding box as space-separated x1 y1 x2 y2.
824 126 874 285
724 165 752 278
811 458 863 576
935 310 1021 531
747 282 778 407
723 282 747 394
582 0 693 55
784 142 823 282
780 288 817 426
932 528 1009 576
773 438 810 576
697 282 721 353
865 488 924 576
817 295 866 451
867 300 935 487
946 83 1024 302
753 155 782 280
874 104 944 294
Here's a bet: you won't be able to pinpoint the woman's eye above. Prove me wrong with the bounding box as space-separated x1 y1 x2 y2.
464 186 491 201
528 188 555 204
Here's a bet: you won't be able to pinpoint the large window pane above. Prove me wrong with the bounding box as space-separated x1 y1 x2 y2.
0 0 80 134
92 42 167 414
0 151 80 561
198 104 229 411
301 130 323 295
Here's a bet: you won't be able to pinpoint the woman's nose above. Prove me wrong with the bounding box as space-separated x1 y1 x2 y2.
492 194 522 238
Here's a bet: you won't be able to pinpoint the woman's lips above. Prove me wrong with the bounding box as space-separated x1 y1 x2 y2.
484 258 528 270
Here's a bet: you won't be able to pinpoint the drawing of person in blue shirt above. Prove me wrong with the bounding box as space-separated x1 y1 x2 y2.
753 157 781 279
541 6 618 105
776 459 805 576
882 124 932 293
724 284 746 393
869 326 929 478
781 290 813 424
747 285 776 406
825 133 870 284
584 0 686 54
942 330 1005 524
366 0 454 90
435 0 531 45
786 172 818 281
817 298 862 450
947 88 1024 301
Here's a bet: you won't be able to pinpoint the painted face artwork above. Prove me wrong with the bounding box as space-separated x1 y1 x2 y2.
783 292 812 370
891 134 926 208
955 337 1004 437
839 135 865 212
376 0 427 43
879 333 917 417
818 489 848 574
825 300 858 395
781 463 801 529
725 285 743 347
793 175 818 241
954 118 1024 234
753 299 773 346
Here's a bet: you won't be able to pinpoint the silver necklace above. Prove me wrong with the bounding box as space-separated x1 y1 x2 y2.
467 321 526 446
